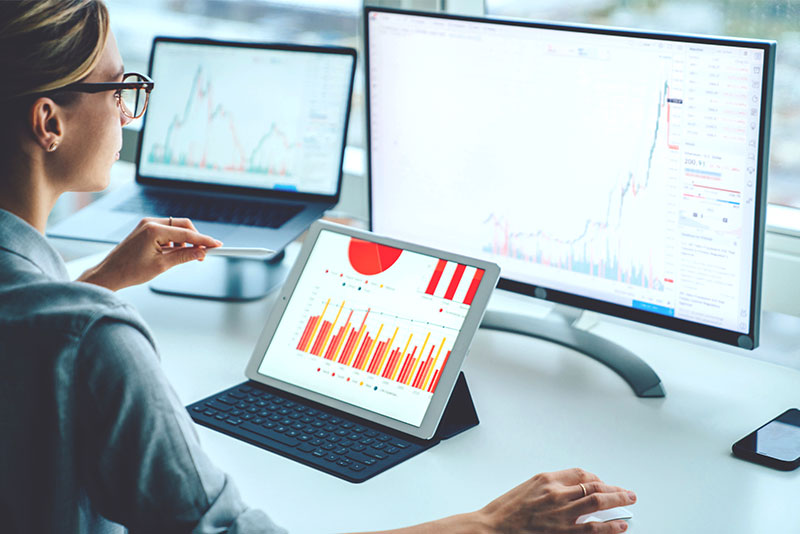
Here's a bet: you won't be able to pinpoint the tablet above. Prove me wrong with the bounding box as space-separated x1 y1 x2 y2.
245 220 500 440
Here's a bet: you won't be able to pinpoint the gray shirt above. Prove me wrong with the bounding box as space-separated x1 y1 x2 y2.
0 209 286 534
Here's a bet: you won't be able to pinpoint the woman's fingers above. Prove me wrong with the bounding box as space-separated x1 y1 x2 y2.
159 243 208 269
160 216 198 231
556 468 603 486
578 520 629 534
567 488 637 517
135 220 220 249
571 482 629 501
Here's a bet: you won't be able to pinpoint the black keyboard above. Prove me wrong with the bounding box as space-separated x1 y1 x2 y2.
114 191 303 229
188 381 433 483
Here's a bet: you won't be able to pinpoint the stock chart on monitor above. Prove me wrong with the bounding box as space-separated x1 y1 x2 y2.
139 41 353 195
258 230 485 427
367 10 773 343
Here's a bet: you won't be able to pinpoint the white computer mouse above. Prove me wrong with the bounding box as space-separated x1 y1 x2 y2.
576 506 633 524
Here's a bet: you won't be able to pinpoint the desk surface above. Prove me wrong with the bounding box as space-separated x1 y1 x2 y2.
62 249 799 534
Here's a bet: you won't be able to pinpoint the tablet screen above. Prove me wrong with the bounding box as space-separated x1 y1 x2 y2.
256 229 485 427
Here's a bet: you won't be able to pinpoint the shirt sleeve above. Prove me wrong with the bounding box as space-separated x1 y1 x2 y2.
74 316 287 534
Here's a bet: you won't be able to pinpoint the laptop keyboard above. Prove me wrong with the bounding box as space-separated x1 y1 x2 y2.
188 381 431 483
114 191 303 229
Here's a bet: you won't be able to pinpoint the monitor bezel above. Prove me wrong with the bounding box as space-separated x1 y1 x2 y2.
364 6 776 349
136 36 357 204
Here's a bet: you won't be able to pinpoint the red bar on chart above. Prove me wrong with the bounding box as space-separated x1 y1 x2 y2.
397 357 409 383
301 298 330 352
425 259 448 295
382 348 399 378
463 269 484 305
374 328 399 376
427 370 440 393
323 327 343 360
396 346 417 382
353 334 373 370
297 316 319 351
361 325 384 371
416 350 437 389
401 357 417 384
352 337 367 370
444 264 467 300
340 326 360 365
310 321 332 355
411 359 428 389
328 309 354 361
373 340 389 374
412 359 428 389
318 301 345 358
412 345 436 388
338 327 359 364
367 342 386 374
341 309 370 365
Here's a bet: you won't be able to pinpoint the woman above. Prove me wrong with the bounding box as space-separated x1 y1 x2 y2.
0 1 636 532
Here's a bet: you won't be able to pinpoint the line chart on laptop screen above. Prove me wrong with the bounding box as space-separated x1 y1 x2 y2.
258 230 484 427
138 41 352 195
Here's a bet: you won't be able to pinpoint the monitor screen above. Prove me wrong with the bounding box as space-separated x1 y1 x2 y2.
139 39 354 196
256 229 486 427
366 9 775 348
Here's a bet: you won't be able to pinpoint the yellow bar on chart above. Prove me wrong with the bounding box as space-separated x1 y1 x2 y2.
361 323 384 371
422 337 446 390
345 323 368 367
405 332 430 386
391 333 414 381
375 327 399 376
330 314 353 362
319 300 345 357
302 298 330 352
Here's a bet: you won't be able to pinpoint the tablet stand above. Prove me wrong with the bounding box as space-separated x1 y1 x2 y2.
432 371 480 442
149 252 289 301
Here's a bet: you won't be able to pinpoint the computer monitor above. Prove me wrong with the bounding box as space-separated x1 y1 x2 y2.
364 7 776 397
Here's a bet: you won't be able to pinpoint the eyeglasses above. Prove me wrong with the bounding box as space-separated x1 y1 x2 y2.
56 72 154 119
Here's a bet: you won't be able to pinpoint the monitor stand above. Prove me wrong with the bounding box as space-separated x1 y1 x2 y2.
480 305 666 398
149 251 289 301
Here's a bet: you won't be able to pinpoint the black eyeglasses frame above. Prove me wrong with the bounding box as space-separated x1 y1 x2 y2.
51 72 154 119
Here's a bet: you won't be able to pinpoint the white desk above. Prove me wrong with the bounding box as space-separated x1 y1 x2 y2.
64 251 799 534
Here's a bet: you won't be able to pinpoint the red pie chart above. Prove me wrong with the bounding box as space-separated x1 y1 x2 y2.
348 238 403 275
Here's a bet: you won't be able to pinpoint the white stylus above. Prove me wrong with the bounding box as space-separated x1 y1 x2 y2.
204 247 276 259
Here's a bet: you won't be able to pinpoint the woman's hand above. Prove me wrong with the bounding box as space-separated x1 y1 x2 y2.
77 217 222 291
359 468 635 534
474 468 635 533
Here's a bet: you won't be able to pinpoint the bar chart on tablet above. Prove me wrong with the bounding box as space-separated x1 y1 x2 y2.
258 230 484 426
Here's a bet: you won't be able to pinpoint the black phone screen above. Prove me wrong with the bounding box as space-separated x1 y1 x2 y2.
734 409 800 469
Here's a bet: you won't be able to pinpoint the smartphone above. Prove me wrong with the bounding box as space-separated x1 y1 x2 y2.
732 408 800 471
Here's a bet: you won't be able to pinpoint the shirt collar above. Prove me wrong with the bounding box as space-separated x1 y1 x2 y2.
0 209 69 281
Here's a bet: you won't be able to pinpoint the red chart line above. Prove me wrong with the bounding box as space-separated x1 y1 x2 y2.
692 183 741 195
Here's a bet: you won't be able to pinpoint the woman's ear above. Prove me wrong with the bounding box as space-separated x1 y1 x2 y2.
28 97 64 152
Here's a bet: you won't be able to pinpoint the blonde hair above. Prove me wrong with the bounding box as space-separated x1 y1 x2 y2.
0 0 110 102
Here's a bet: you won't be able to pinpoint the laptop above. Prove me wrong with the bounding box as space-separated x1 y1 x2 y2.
187 221 500 482
49 37 356 252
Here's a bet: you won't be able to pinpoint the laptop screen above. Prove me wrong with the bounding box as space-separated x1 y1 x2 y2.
138 39 355 196
256 229 487 427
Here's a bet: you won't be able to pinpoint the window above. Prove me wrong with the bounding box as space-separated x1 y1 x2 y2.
109 0 363 145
